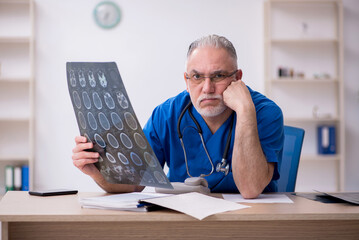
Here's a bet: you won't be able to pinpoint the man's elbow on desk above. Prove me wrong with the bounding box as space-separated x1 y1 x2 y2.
238 187 262 199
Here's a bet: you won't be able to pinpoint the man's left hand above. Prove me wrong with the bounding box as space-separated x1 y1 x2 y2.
223 80 256 122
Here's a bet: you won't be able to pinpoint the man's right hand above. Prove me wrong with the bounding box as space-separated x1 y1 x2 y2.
72 136 144 193
72 136 102 179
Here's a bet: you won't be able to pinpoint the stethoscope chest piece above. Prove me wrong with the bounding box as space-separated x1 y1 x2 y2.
216 159 230 176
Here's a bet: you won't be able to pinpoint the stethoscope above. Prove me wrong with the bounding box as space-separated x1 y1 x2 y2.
177 101 234 178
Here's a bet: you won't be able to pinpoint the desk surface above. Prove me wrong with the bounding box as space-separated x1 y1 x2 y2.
1 191 359 222
1 191 359 240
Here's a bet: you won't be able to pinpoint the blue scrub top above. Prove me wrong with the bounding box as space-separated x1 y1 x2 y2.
143 88 284 193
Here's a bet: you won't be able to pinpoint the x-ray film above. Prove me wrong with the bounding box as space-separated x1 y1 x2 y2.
67 62 173 189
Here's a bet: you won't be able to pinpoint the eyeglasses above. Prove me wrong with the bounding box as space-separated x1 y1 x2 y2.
185 70 238 84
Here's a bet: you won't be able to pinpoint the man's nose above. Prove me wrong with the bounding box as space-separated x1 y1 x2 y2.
202 78 215 93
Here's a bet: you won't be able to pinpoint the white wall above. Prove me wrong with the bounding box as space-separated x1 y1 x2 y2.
33 0 359 192
34 0 265 191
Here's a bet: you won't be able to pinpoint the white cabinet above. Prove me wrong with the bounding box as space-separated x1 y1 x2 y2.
264 0 344 191
0 0 34 194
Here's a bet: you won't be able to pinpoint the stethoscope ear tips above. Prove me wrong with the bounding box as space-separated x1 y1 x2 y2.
216 160 230 176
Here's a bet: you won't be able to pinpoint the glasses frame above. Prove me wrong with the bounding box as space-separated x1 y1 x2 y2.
185 70 238 84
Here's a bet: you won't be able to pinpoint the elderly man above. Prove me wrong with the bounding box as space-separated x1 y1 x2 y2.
72 34 284 198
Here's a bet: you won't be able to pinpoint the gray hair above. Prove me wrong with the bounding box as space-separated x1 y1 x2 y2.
186 34 238 68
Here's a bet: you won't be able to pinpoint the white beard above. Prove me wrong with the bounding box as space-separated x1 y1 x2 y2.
193 94 227 118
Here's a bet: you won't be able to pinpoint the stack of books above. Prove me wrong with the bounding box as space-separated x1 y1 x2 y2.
5 165 29 192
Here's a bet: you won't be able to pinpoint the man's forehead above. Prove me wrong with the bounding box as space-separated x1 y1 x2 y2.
186 47 236 70
188 47 230 58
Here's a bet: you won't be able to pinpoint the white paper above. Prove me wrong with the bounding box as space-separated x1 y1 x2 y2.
80 192 172 211
222 193 293 203
142 192 250 220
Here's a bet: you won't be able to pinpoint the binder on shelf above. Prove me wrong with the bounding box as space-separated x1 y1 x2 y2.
317 125 336 154
5 165 14 192
14 166 22 190
21 165 29 191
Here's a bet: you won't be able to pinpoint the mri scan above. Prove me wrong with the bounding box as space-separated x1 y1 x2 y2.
67 62 173 189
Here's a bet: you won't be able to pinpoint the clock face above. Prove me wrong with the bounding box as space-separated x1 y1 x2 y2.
93 1 121 29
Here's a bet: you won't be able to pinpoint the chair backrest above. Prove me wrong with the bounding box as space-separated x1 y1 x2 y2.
277 125 305 192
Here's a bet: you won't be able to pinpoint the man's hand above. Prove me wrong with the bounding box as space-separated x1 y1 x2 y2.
72 136 102 179
72 136 144 193
223 80 256 123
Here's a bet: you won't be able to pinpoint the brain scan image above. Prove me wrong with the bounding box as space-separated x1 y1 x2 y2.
140 170 155 184
115 91 129 109
79 70 86 87
144 152 157 168
87 112 98 130
154 171 168 184
117 152 129 165
107 133 119 148
104 92 115 109
93 92 103 110
82 92 91 109
94 133 106 148
120 133 133 149
111 112 123 130
88 70 96 87
134 133 147 149
69 69 76 87
78 111 86 129
106 152 117 163
100 165 111 179
124 112 137 130
67 62 172 189
130 152 143 166
98 70 107 87
98 112 110 130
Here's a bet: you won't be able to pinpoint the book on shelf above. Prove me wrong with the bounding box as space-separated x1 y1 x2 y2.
5 165 14 191
317 125 336 155
14 166 22 190
4 164 29 192
21 165 29 191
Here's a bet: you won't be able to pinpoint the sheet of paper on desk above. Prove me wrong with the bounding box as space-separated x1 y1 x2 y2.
140 192 250 220
80 192 172 211
222 193 293 203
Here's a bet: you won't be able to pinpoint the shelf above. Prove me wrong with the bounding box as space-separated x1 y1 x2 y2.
0 36 30 43
0 116 29 122
301 154 340 162
0 156 29 161
0 0 30 4
270 38 338 44
0 77 30 83
271 78 338 83
284 117 339 123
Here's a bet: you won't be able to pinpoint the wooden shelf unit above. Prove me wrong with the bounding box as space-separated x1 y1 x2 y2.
264 0 344 192
0 0 34 194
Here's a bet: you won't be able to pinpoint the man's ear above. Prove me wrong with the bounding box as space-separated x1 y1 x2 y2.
236 69 243 80
184 73 189 91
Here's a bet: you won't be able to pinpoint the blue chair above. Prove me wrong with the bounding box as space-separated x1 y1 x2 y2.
277 126 305 192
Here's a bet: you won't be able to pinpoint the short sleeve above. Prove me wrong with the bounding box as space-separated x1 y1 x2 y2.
257 104 284 181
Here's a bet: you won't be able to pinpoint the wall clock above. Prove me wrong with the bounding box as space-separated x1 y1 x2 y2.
93 1 121 29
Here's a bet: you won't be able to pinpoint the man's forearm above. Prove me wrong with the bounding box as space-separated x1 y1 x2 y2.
231 118 273 199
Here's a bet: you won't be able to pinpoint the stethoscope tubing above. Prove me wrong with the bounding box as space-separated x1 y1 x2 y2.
177 101 233 178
